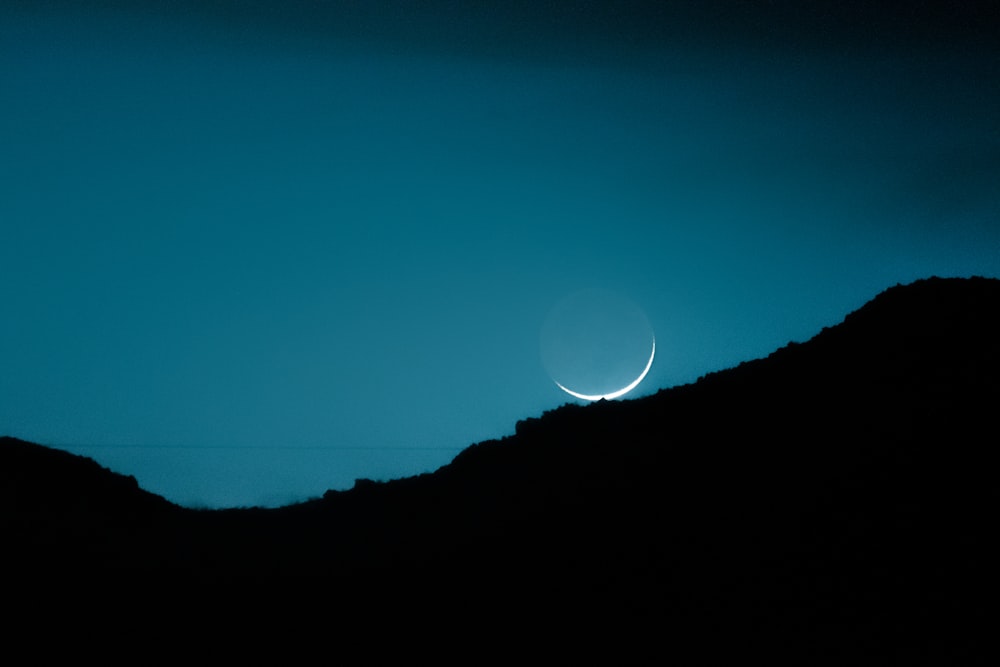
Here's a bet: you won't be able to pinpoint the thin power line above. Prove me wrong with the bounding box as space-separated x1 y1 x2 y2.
57 444 467 451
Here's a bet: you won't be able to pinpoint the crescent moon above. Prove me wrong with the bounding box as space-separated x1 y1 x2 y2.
553 338 656 401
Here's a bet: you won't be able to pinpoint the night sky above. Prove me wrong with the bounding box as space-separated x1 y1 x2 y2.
2 1 998 507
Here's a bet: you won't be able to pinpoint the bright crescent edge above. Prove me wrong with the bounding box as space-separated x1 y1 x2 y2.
554 337 656 401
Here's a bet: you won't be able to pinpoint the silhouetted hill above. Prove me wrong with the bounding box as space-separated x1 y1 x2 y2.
0 437 184 573
2 276 996 659
0 437 173 511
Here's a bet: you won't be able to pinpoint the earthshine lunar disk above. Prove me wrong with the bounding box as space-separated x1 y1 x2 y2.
554 337 655 401
540 288 656 401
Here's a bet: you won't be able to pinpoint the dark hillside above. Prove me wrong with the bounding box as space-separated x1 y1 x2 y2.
0 437 186 574
2 276 996 658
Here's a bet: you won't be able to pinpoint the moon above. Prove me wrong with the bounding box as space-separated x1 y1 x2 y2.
540 288 656 401
553 337 655 401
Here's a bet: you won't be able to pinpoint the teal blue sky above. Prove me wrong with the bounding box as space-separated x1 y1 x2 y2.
2 2 998 507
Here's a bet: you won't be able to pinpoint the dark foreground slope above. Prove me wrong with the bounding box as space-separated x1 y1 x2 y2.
2 276 997 657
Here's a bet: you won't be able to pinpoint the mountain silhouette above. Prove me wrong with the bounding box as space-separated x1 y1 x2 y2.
2 276 995 658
